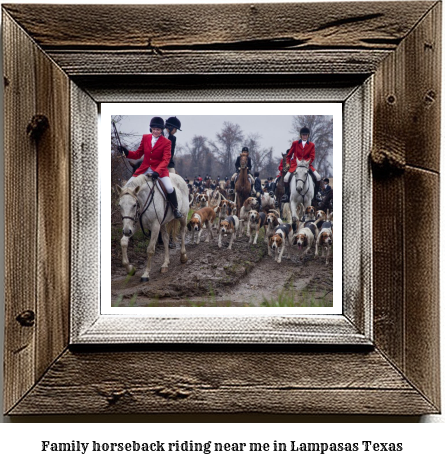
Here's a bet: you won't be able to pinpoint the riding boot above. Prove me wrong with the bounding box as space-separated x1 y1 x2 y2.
167 188 183 219
230 180 235 190
309 170 319 198
281 182 290 203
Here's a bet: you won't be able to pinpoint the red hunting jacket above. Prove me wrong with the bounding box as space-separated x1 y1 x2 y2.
127 134 172 178
286 140 316 173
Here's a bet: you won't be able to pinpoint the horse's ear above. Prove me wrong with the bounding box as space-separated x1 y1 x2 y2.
115 185 123 195
134 186 140 195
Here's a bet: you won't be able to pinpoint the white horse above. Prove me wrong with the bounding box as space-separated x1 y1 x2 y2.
116 174 189 282
289 159 314 225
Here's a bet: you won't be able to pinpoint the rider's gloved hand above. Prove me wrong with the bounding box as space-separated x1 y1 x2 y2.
118 146 129 156
151 171 159 180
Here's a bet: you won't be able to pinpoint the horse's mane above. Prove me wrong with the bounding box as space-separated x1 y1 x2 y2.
124 175 151 190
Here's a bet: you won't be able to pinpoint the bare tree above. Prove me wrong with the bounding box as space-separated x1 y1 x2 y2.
243 133 273 175
290 115 333 178
209 121 243 176
111 116 139 187
186 135 210 178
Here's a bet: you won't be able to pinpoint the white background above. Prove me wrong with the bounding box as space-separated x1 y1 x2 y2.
0 0 444 461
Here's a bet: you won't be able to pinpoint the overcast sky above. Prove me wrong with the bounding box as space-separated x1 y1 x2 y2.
114 115 315 159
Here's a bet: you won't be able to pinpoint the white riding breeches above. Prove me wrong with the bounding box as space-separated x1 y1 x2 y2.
284 170 321 182
125 169 174 194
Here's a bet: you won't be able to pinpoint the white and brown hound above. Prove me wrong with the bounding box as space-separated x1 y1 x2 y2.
269 223 293 263
187 206 216 244
292 221 317 260
316 209 327 221
196 193 209 209
239 197 258 236
304 205 316 221
315 221 333 264
218 215 239 249
248 211 267 245
265 211 282 253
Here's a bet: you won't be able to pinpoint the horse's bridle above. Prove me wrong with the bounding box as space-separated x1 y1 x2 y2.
294 168 311 198
120 192 141 224
120 176 169 238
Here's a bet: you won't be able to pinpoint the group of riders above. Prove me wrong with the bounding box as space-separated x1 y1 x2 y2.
118 116 333 224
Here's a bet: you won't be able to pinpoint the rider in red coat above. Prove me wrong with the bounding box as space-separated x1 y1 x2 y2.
119 116 183 218
282 126 321 203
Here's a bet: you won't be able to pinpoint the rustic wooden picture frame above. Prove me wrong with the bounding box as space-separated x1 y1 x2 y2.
2 2 440 415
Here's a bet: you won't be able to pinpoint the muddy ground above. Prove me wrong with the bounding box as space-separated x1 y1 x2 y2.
111 224 333 307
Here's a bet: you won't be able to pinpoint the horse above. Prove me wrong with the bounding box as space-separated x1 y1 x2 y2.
116 173 189 282
289 159 314 226
235 153 251 216
275 151 288 214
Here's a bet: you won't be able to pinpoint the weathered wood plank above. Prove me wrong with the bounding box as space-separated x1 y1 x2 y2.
47 50 390 76
35 44 71 380
9 349 438 415
404 168 440 410
372 34 406 370
3 2 435 50
3 12 37 414
404 2 441 172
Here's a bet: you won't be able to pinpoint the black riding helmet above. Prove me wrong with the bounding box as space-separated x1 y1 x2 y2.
241 147 249 153
165 116 182 131
300 127 310 136
150 116 165 130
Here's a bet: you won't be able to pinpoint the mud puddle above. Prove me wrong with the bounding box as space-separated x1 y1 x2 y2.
111 225 333 308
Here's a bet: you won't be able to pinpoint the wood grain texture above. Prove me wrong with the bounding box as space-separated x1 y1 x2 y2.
46 50 390 76
3 12 38 414
8 349 437 415
35 38 71 382
404 2 441 172
404 168 440 409
2 2 435 50
372 30 406 369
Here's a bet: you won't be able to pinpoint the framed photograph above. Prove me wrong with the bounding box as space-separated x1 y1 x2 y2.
3 2 440 415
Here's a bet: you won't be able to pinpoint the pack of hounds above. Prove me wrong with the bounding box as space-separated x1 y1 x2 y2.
187 187 333 265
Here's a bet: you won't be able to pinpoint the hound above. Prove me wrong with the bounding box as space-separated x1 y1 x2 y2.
239 197 259 236
291 221 317 261
316 210 327 221
269 223 293 263
196 193 209 208
187 206 216 244
304 205 316 221
315 221 333 264
303 219 319 241
265 211 282 254
218 215 239 249
248 211 267 245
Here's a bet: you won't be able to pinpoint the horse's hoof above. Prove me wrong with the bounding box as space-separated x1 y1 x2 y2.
180 254 188 264
160 267 168 274
128 267 136 276
140 277 149 283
